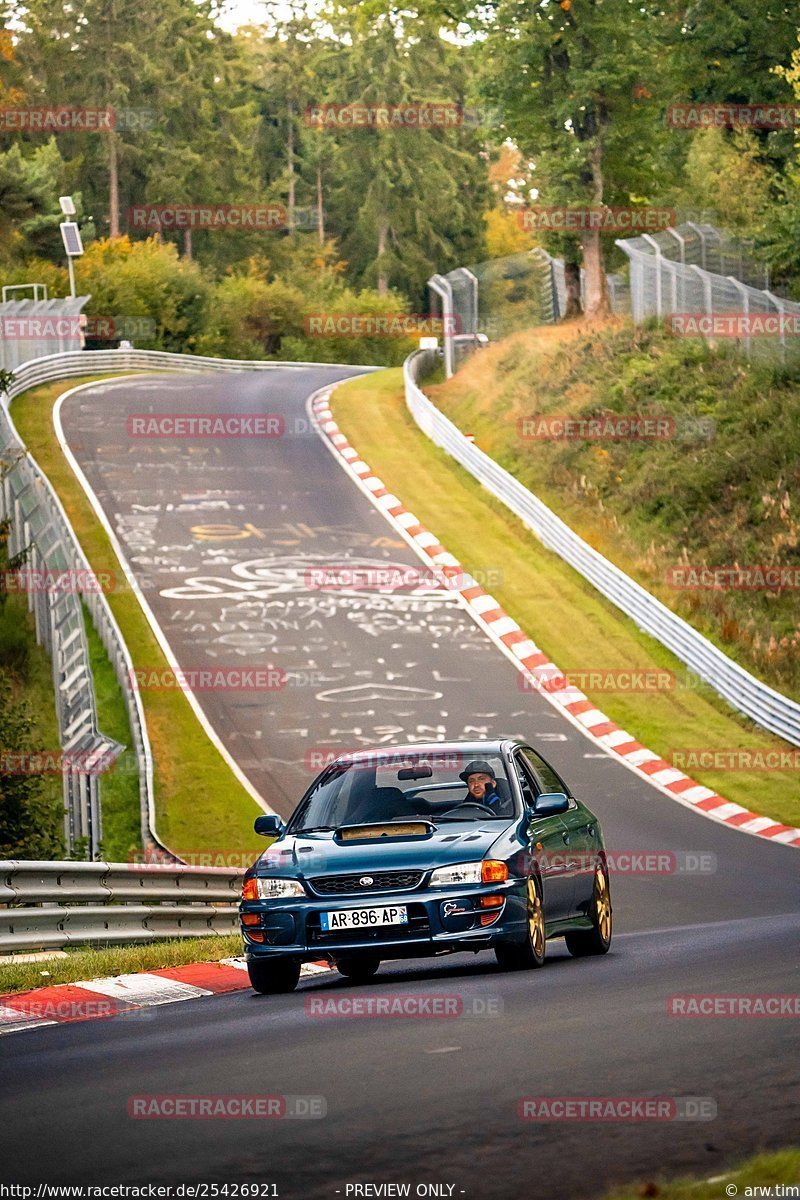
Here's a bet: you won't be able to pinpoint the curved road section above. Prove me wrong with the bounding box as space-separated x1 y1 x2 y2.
3 368 797 1199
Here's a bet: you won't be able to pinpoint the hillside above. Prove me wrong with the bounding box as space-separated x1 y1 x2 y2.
427 320 800 702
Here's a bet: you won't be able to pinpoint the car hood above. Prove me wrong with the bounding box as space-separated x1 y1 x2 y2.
253 821 512 879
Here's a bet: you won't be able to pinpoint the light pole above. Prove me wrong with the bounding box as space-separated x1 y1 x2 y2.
58 196 84 298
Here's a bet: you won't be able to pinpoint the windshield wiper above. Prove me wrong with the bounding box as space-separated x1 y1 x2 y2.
291 824 339 835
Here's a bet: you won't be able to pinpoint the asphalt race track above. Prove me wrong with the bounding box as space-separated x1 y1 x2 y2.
3 368 797 1199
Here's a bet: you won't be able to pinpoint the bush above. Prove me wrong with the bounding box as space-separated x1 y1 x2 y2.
75 236 210 352
0 607 31 677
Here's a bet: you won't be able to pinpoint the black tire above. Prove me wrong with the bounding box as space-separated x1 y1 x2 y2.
247 957 301 994
495 876 546 971
565 861 612 957
335 954 381 982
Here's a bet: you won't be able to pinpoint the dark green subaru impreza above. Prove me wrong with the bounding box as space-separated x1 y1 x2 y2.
240 738 612 993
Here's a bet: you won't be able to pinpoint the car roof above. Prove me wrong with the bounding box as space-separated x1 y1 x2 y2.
336 739 519 762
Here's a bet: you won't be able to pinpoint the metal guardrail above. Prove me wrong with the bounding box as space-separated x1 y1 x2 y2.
1 349 379 862
0 399 127 859
404 349 800 748
0 296 90 371
0 860 244 953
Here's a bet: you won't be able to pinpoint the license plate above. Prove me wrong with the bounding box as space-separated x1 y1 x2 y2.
320 905 408 931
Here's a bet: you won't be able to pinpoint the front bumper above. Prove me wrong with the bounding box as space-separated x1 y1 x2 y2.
240 880 529 962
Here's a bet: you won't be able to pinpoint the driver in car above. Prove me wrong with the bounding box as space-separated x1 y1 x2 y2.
459 760 513 816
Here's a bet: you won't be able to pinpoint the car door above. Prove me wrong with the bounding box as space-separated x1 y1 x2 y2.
512 750 573 922
520 746 596 915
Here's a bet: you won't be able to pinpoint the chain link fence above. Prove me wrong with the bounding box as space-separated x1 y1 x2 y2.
616 223 799 363
0 296 89 372
431 222 796 373
0 403 129 860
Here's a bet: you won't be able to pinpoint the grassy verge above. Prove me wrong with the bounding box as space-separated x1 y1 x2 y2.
333 370 800 829
10 376 263 856
429 320 800 701
0 934 242 995
602 1148 799 1199
0 591 65 856
82 602 142 861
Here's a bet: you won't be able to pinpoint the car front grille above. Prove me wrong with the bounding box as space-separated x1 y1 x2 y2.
307 870 424 896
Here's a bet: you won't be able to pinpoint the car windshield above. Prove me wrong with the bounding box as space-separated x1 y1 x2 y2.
288 750 515 832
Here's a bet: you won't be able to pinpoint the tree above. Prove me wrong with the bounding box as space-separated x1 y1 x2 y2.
320 9 488 301
476 0 671 317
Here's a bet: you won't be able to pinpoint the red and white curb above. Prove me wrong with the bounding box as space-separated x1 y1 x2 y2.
0 959 332 1036
310 385 800 851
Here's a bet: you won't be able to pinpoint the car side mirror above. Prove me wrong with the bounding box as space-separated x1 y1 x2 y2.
254 814 285 838
533 792 570 817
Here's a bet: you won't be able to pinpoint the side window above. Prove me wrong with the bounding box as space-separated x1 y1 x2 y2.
512 752 538 808
520 747 570 798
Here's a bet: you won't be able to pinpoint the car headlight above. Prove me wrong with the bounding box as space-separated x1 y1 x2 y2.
244 877 305 900
429 862 483 886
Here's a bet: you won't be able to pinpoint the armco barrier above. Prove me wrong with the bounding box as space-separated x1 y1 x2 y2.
1 349 377 862
403 349 800 748
0 860 245 953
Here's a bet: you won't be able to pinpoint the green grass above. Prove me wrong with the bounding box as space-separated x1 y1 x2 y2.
10 376 263 857
82 602 142 861
0 592 65 855
430 320 800 701
602 1148 799 1199
0 934 242 995
332 369 800 830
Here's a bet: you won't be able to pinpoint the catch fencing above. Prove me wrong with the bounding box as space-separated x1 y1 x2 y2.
616 223 799 363
0 296 89 372
432 223 792 372
0 859 244 953
404 348 800 748
1 349 377 862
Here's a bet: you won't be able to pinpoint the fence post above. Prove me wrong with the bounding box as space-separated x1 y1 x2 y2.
726 277 751 359
665 227 686 264
685 222 707 270
427 274 455 378
763 292 788 365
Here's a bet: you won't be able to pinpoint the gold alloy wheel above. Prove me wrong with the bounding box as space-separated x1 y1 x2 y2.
595 865 612 943
528 878 545 957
